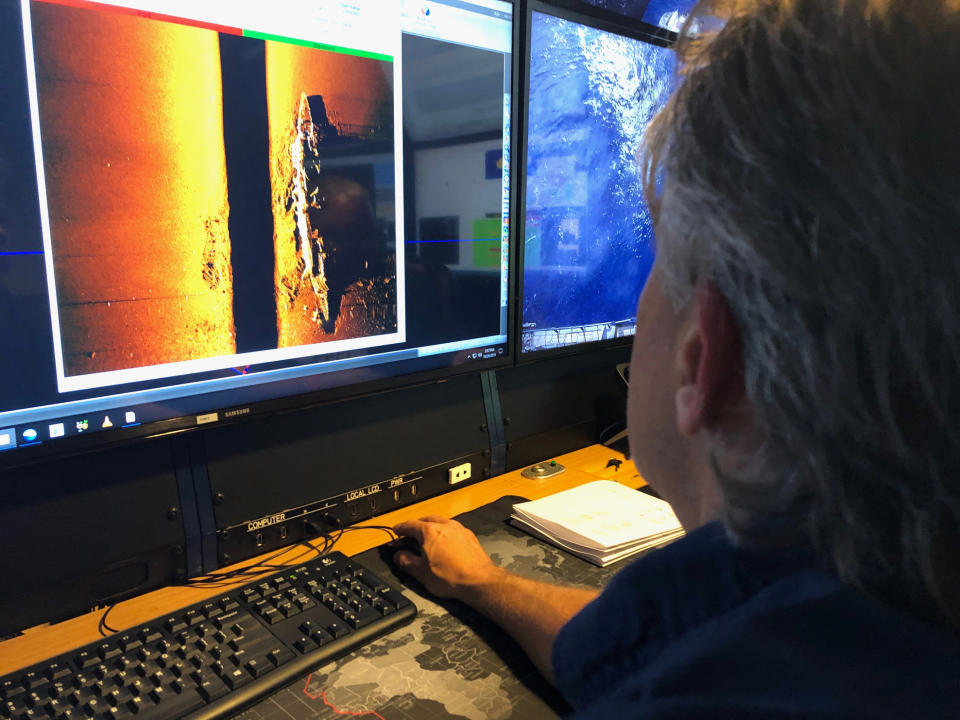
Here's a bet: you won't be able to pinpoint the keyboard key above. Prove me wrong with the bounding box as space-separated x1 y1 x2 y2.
2 678 24 700
117 636 141 655
136 628 161 646
221 667 252 692
44 664 72 683
293 636 315 654
162 618 186 634
372 598 392 615
244 660 269 678
147 685 165 704
260 607 282 625
21 671 49 693
276 601 297 618
380 589 411 609
125 696 143 715
266 647 294 668
228 649 248 668
355 569 389 592
74 651 99 670
295 595 315 611
310 628 333 646
327 621 349 639
201 602 223 620
96 644 121 663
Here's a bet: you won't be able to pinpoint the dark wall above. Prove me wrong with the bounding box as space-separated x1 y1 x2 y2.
500 345 630 469
0 439 186 636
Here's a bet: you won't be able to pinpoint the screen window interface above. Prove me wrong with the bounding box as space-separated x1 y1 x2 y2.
0 0 512 456
521 12 672 354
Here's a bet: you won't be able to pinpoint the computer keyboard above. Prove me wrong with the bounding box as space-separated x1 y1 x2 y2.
0 551 416 720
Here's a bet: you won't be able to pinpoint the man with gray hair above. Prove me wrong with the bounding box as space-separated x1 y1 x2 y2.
393 0 960 715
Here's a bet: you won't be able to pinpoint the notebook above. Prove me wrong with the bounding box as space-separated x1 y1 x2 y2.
510 480 685 566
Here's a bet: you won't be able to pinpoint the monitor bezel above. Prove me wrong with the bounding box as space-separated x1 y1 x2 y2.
0 0 521 470
514 0 675 365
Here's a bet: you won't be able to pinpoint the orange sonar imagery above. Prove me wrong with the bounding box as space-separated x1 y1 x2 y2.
265 42 397 348
32 3 235 378
30 2 399 383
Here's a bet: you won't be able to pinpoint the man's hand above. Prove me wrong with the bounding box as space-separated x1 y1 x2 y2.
393 514 600 683
392 516 502 600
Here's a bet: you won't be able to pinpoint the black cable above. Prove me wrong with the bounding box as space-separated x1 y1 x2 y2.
598 419 626 444
185 538 322 587
98 603 119 637
321 515 345 554
340 525 398 542
185 519 396 588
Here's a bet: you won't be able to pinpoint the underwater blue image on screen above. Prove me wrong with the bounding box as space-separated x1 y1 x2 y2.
521 12 673 353
577 0 696 29
642 0 698 31
578 0 648 21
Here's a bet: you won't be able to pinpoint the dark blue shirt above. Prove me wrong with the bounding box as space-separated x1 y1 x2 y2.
552 522 960 718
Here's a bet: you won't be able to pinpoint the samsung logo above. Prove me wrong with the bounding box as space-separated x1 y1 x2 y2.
247 513 286 532
224 407 251 418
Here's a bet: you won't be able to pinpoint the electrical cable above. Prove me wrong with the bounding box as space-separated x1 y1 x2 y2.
185 519 398 589
97 603 119 637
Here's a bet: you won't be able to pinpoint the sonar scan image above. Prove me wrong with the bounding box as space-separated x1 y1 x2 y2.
522 12 674 353
265 40 397 349
29 2 398 382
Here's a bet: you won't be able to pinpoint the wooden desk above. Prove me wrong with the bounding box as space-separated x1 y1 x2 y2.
0 444 641 676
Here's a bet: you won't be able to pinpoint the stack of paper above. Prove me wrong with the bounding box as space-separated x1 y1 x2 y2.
510 480 685 567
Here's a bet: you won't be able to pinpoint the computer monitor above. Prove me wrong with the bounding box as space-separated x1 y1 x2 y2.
0 0 515 466
556 0 694 32
518 3 673 357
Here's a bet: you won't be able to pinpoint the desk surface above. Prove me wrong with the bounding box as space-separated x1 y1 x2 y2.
0 444 642 676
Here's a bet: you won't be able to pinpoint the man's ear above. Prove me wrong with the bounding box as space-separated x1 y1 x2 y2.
675 282 744 436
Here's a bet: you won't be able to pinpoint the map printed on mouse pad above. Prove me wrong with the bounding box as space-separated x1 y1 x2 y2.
231 496 633 720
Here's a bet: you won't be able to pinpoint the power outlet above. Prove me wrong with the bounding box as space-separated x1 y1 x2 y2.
448 462 472 485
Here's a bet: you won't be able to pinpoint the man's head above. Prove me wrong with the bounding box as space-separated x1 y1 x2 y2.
631 0 960 627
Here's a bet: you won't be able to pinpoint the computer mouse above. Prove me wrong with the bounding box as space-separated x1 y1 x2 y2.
386 535 422 557
378 536 422 568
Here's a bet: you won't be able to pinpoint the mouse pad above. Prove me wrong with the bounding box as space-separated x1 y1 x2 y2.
231 495 630 720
